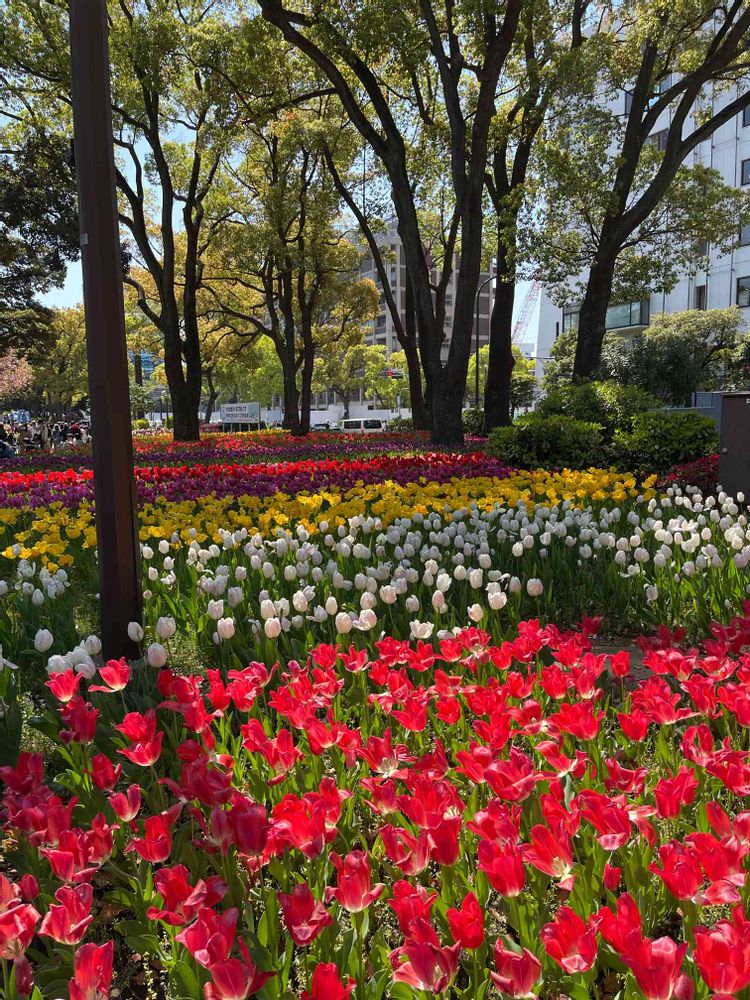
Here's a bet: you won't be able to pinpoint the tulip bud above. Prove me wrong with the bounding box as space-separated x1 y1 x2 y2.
217 617 235 641
155 616 176 641
127 621 144 643
34 629 54 653
147 642 168 668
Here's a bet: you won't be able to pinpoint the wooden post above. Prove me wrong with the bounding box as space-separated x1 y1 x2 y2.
69 0 142 657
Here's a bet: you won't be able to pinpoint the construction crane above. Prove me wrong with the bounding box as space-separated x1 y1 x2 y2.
511 280 541 345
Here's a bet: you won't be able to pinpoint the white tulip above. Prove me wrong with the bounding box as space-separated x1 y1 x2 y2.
217 617 235 640
410 620 434 640
34 629 54 653
207 599 224 620
127 621 144 642
335 612 353 634
147 643 168 668
325 596 338 616
264 617 282 639
156 616 176 640
46 654 69 675
526 578 544 597
468 603 484 622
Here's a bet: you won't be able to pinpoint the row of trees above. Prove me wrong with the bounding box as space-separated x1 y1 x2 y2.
2 0 750 442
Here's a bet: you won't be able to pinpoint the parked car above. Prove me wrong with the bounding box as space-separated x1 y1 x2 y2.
339 417 388 434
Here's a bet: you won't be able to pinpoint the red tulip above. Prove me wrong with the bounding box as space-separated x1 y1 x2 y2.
325 850 385 912
147 865 227 927
46 669 82 703
0 903 40 959
59 697 100 744
523 825 575 890
18 875 38 902
301 963 355 1000
654 767 698 819
69 940 114 1000
478 839 526 896
125 804 181 863
693 906 750 995
176 906 237 969
278 883 333 946
89 658 130 693
625 937 688 1000
204 942 273 1000
603 863 621 891
541 906 597 973
391 933 461 993
446 891 484 950
89 753 122 791
491 939 541 997
109 784 141 822
40 884 94 945
389 881 438 936
13 955 33 997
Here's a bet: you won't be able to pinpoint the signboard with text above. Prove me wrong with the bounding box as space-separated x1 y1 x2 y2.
219 402 261 424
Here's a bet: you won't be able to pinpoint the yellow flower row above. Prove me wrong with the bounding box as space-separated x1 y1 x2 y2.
0 468 655 571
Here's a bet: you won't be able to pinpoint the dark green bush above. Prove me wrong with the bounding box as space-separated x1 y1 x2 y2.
538 381 658 434
486 413 605 469
615 411 719 471
462 408 485 436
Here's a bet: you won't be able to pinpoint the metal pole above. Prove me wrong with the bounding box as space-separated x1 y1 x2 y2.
70 0 142 657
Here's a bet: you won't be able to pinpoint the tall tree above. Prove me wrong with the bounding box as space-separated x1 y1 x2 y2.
30 306 89 416
0 0 267 439
204 101 378 434
258 0 524 443
0 130 79 355
532 0 750 377
483 0 592 431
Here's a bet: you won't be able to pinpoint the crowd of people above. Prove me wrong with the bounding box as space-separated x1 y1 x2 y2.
0 416 90 457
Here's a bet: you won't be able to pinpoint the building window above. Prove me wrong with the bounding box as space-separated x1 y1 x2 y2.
742 159 750 185
658 73 672 95
645 128 669 152
624 90 633 115
741 223 750 246
738 277 750 307
744 105 750 128
605 299 650 329
695 284 707 310
562 306 579 332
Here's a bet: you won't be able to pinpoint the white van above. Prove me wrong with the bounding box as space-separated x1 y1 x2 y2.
340 417 388 434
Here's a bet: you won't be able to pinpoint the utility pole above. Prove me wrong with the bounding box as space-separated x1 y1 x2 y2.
69 0 142 657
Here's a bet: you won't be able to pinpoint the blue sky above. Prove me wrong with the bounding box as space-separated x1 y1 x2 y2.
41 260 83 309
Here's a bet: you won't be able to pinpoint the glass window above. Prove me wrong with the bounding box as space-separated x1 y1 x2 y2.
741 224 750 246
624 90 633 115
364 419 382 429
562 307 579 332
695 284 707 310
742 159 750 185
737 277 750 307
646 128 669 152
744 105 750 128
658 74 672 95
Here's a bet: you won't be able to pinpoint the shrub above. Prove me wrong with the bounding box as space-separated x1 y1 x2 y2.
538 381 658 434
616 411 719 471
486 413 605 468
132 418 150 430
387 415 413 432
462 407 485 436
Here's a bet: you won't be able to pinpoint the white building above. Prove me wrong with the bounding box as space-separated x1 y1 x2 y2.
525 84 750 377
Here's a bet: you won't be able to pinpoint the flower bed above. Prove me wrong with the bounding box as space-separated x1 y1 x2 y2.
0 431 438 474
2 612 750 999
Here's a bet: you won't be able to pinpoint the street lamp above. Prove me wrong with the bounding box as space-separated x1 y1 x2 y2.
474 273 494 409
69 0 142 656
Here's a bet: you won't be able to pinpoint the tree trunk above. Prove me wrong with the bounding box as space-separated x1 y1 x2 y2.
403 275 429 429
573 254 616 379
132 351 146 420
484 267 515 432
341 393 350 418
171 390 201 441
204 367 218 425
431 371 465 445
